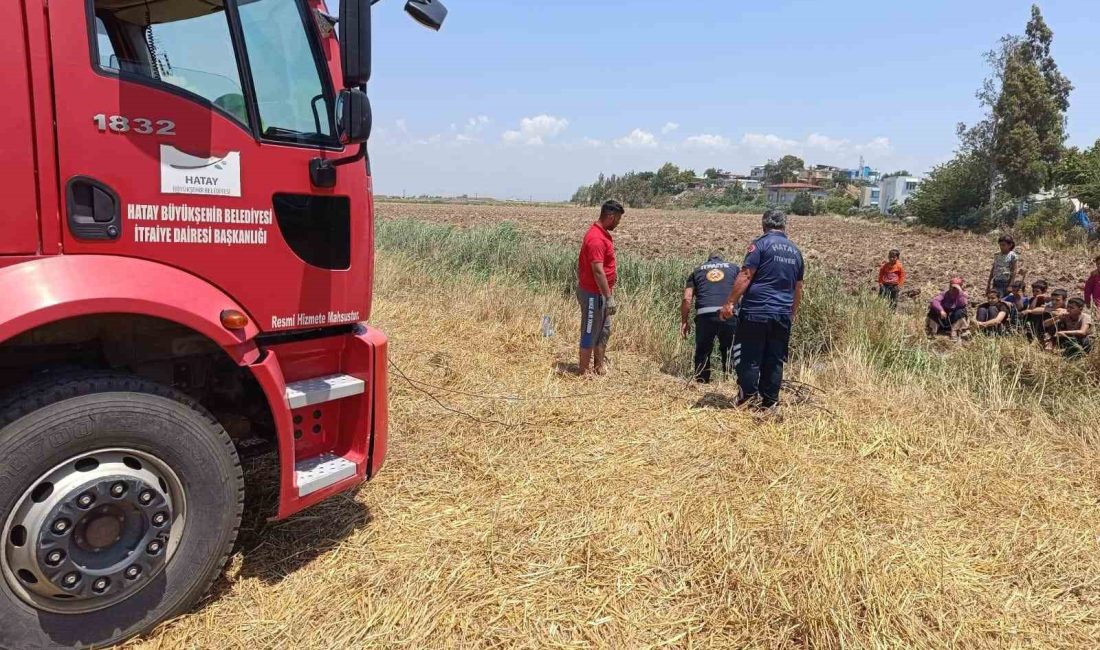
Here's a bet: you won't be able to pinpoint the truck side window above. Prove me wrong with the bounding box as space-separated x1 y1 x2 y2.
91 1 249 128
237 0 335 143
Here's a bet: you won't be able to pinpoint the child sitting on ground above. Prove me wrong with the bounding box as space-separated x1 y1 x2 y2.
1041 289 1069 350
877 249 905 310
1019 280 1050 343
973 289 1009 335
987 235 1020 298
1049 297 1093 357
1003 280 1028 332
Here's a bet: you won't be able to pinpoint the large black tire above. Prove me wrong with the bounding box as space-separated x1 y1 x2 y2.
0 373 244 649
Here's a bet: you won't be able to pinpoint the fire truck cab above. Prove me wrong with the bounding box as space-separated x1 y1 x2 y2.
0 0 445 646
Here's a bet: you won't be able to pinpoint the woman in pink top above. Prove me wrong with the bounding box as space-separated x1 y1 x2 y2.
1084 255 1100 308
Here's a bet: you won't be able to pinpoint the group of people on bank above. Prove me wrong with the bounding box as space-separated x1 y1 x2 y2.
875 235 1097 356
575 201 1098 411
577 201 804 411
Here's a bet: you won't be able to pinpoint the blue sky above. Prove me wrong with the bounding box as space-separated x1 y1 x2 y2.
351 0 1100 200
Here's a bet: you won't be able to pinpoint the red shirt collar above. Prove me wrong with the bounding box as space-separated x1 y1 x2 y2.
594 222 613 240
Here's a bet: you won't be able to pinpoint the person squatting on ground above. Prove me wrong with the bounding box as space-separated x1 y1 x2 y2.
926 278 969 339
1020 280 1050 343
1046 297 1094 357
973 289 1009 335
576 200 623 375
987 235 1020 298
877 249 905 310
719 210 805 411
681 253 739 383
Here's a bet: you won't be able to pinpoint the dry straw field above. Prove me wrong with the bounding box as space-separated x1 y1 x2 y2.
126 206 1100 648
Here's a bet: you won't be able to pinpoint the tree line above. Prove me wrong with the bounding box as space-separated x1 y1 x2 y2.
909 5 1098 237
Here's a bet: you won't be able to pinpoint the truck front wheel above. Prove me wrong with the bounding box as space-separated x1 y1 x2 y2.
0 373 244 649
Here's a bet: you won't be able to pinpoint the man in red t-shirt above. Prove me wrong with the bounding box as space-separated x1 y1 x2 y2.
577 199 624 375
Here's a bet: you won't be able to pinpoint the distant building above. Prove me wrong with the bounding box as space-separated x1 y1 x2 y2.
878 175 921 214
800 164 841 185
842 166 881 183
767 183 828 206
749 165 767 181
736 178 764 192
859 186 881 210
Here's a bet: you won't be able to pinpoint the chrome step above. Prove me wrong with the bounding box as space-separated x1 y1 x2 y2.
285 374 365 409
295 453 357 497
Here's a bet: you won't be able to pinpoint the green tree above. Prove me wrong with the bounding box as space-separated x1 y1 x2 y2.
908 152 992 230
653 162 683 195
991 5 1071 200
1056 140 1100 208
790 192 814 216
764 155 804 184
703 167 721 179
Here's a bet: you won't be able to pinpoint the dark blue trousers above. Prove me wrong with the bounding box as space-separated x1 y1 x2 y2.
735 314 792 408
693 315 736 383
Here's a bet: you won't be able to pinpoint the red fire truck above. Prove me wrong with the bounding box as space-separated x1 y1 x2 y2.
0 0 445 646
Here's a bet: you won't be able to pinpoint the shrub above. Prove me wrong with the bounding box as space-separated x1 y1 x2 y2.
909 152 994 231
823 195 858 215
1016 199 1072 240
790 192 814 216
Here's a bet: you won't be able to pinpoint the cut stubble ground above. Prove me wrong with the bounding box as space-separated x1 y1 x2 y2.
127 251 1100 649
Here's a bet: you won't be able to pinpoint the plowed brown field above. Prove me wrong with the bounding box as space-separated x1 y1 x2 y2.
377 201 1095 304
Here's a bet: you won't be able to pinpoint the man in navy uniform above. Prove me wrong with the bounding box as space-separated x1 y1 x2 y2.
720 210 805 410
681 253 739 383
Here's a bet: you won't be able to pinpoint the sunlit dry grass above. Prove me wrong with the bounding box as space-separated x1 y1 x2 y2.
127 249 1100 649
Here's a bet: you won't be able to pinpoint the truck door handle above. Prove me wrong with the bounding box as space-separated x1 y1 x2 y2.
67 177 122 240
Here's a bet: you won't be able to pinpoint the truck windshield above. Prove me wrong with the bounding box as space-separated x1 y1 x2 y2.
236 0 335 142
92 0 335 144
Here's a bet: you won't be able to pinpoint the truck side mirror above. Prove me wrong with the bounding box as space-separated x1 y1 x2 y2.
339 0 371 87
404 0 447 31
336 89 372 144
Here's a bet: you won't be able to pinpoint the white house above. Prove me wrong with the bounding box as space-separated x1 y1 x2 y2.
859 186 881 210
877 175 921 214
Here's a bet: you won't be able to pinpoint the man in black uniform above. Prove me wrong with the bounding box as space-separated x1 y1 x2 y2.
720 210 805 410
681 253 739 383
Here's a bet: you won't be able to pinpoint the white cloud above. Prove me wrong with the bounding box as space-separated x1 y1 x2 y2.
858 136 892 153
805 133 850 151
455 134 476 143
683 133 731 149
395 119 408 134
465 115 491 133
614 128 658 149
661 122 680 135
502 114 569 146
741 133 799 150
739 132 894 162
582 137 603 148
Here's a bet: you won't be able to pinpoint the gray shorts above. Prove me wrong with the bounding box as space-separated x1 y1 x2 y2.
577 288 611 349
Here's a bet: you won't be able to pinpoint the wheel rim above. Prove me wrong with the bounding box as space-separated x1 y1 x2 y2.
2 449 187 614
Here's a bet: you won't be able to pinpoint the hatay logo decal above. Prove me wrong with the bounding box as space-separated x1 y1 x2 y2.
160 145 241 197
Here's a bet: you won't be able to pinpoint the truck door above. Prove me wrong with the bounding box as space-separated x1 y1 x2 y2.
1 1 43 255
48 0 373 331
